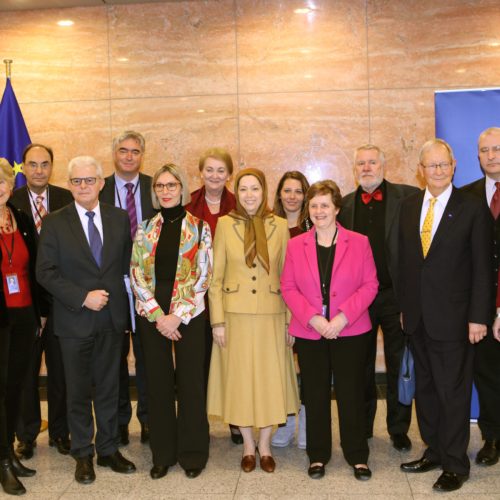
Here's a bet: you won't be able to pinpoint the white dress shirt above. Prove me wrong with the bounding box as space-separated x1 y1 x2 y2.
485 175 498 207
419 183 453 241
28 188 48 217
75 201 104 245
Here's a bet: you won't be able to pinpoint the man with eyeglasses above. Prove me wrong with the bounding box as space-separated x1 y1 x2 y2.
461 127 500 467
338 144 418 453
398 138 491 492
36 156 135 484
10 144 73 461
99 131 156 447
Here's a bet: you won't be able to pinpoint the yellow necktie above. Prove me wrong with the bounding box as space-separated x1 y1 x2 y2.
421 198 437 257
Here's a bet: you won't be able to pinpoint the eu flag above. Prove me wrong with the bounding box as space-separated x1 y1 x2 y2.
0 78 31 188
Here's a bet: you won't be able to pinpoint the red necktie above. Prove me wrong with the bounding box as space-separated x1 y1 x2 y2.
361 188 383 205
490 182 500 220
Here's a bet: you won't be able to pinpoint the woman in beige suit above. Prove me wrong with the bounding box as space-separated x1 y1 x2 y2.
207 168 299 473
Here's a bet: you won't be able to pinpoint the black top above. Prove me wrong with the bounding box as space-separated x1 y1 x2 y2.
316 241 336 319
154 204 186 312
353 180 391 289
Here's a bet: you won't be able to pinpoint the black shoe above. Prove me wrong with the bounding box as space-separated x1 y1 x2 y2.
97 451 136 474
476 439 499 466
14 441 35 461
140 422 149 444
74 456 95 485
118 425 129 446
307 464 325 479
390 433 412 452
433 471 469 492
400 456 440 473
0 458 26 496
49 437 71 456
9 449 35 478
150 465 168 479
185 468 203 478
229 425 243 445
353 466 372 481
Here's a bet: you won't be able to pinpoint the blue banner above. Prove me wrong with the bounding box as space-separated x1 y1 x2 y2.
0 78 31 188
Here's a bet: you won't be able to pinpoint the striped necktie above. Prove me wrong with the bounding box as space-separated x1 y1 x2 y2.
125 183 138 239
34 195 48 234
421 198 437 258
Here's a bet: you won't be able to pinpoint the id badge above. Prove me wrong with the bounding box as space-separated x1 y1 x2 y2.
6 273 20 294
322 304 327 318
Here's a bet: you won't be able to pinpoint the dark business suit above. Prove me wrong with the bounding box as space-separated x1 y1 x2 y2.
461 178 500 441
36 202 131 457
398 187 492 474
10 184 73 444
339 180 418 437
100 172 156 430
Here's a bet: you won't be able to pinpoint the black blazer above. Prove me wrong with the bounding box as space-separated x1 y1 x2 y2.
338 180 419 293
0 202 41 327
397 187 492 340
99 172 157 222
36 202 132 338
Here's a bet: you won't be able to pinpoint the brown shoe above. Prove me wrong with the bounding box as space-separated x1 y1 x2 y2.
259 455 276 473
241 455 256 473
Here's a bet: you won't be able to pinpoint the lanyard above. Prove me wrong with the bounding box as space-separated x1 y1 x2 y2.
28 187 50 220
316 228 337 305
115 180 139 209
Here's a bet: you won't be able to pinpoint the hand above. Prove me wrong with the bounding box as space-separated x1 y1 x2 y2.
469 322 487 344
309 314 329 336
213 326 226 348
286 327 295 347
400 312 404 330
156 314 182 340
40 317 48 330
83 290 109 311
492 318 500 342
323 313 348 339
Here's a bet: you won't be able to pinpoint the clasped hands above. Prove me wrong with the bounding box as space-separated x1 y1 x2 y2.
309 312 348 339
156 313 182 340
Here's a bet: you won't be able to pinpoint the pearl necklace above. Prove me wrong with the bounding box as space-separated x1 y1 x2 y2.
205 194 221 205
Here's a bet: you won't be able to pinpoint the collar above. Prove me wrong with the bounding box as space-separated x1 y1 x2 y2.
75 201 102 219
423 183 453 207
114 173 139 190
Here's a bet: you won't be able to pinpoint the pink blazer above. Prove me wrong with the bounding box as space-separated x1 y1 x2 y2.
281 223 378 340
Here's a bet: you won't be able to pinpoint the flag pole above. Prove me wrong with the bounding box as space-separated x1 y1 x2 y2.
3 59 12 79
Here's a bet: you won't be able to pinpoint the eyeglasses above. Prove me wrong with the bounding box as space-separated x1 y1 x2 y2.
154 182 181 192
69 177 98 186
420 162 452 171
479 145 500 154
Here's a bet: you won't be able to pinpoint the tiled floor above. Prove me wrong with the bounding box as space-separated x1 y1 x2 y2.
9 401 500 499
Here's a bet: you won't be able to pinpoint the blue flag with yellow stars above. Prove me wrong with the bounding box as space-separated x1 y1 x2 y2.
0 77 31 188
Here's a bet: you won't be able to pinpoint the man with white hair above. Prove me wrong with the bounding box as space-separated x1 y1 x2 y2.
36 156 135 484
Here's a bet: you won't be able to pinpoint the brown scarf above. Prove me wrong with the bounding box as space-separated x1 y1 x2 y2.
230 168 272 274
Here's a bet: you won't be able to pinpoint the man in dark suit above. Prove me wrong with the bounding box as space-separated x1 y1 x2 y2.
37 156 135 484
461 126 500 466
398 139 492 492
10 144 73 460
338 144 418 452
99 130 156 446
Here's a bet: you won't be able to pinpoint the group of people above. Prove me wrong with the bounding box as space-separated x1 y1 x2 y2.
1 127 500 495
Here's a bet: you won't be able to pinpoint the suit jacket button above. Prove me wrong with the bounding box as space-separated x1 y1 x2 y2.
332 292 337 297
226 287 230 291
252 263 257 268
252 276 256 281
252 289 256 294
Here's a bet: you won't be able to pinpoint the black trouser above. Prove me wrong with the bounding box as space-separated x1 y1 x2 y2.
365 288 412 437
0 307 37 460
16 312 68 442
59 324 122 458
118 329 148 427
474 329 500 440
410 321 473 475
139 313 209 470
295 333 370 466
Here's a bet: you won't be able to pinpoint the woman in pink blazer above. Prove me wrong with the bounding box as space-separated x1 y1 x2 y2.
281 180 378 481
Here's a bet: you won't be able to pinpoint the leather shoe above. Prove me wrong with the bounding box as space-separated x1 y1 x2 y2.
391 433 412 452
353 466 372 481
15 441 35 460
0 458 26 495
400 456 440 473
241 454 256 473
476 440 499 466
140 422 150 444
259 455 276 473
433 471 469 492
9 449 36 477
74 456 95 485
230 425 243 445
49 437 71 456
97 451 136 474
185 468 203 478
308 464 325 479
150 465 168 479
118 425 129 446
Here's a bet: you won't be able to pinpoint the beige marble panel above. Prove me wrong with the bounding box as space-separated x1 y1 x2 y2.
369 88 436 188
236 0 368 94
368 0 500 89
0 6 109 102
110 94 239 189
108 1 237 99
21 100 111 187
238 90 370 201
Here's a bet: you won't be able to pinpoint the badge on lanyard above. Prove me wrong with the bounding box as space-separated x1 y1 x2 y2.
322 304 328 318
6 273 20 294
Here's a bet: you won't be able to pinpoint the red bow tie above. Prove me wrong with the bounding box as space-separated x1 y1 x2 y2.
361 189 383 205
